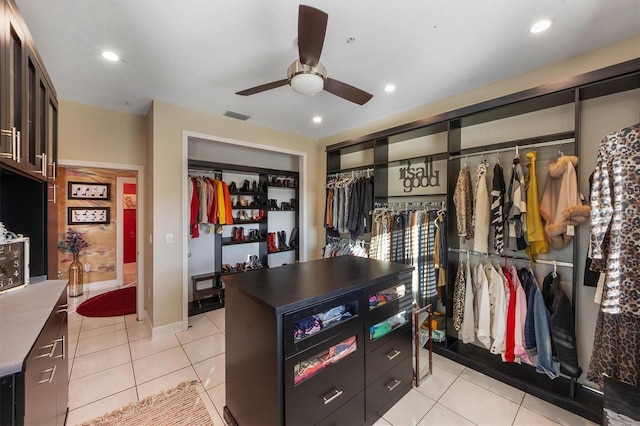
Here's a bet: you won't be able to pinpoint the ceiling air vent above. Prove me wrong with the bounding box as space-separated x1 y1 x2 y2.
224 110 251 121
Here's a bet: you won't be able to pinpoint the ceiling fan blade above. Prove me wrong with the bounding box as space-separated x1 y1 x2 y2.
298 5 328 67
236 79 289 96
324 78 373 105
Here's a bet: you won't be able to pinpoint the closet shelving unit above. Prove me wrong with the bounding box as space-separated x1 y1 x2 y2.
188 160 299 316
326 58 640 424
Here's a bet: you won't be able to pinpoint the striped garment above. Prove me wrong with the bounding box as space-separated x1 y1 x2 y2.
491 163 506 254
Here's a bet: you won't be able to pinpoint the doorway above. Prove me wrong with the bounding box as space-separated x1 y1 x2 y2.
117 177 137 288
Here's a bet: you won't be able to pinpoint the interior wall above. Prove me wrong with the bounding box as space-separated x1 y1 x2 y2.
149 101 318 331
58 100 146 166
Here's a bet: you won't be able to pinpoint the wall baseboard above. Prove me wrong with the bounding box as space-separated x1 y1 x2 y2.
151 319 185 339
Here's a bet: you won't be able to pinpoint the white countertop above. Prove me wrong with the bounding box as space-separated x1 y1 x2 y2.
0 280 67 376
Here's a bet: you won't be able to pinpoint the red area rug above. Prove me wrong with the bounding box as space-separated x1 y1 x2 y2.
76 286 136 317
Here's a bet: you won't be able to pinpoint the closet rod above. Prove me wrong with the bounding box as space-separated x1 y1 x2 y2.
373 200 445 209
448 138 575 161
188 168 222 175
327 168 374 179
447 248 573 268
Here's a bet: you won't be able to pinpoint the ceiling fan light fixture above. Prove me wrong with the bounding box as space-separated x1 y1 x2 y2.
291 73 324 95
288 60 326 96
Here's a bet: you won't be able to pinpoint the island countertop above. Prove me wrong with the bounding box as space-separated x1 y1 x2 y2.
0 280 67 376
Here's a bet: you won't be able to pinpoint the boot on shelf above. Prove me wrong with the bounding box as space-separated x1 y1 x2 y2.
268 232 279 252
240 179 251 192
252 180 258 192
259 209 266 220
238 227 246 241
231 226 239 241
278 231 289 250
289 227 298 248
228 181 237 192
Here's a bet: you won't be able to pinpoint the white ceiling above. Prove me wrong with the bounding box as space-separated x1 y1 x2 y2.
15 0 640 140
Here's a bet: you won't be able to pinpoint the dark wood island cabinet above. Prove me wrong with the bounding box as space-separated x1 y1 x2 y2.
223 256 414 426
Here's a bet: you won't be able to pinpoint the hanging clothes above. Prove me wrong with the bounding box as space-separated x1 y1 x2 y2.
588 123 640 388
473 161 490 252
511 266 533 365
486 265 507 356
505 155 528 251
491 163 506 254
453 168 474 242
532 279 558 379
460 259 476 344
502 266 517 363
452 260 466 332
524 151 549 259
474 263 492 349
539 155 590 250
542 272 582 378
189 177 199 238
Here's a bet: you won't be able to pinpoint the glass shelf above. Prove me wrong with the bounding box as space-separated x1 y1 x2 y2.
369 311 408 341
368 283 406 310
293 335 358 385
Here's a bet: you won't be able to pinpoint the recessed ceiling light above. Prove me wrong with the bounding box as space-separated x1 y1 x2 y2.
384 84 396 93
312 116 322 124
530 19 552 34
102 51 120 61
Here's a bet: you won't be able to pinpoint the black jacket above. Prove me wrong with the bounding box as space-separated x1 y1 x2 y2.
542 272 582 377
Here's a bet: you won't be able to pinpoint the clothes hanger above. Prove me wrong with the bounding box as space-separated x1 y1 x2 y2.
552 259 558 278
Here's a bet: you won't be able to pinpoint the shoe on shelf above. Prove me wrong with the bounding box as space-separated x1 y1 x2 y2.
259 209 266 220
228 182 237 192
252 180 258 192
241 211 250 221
278 231 289 250
231 226 239 241
240 179 251 192
238 227 246 241
238 196 250 206
270 176 277 186
289 227 298 248
268 232 279 252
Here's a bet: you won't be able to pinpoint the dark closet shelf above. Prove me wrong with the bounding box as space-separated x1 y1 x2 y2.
268 209 297 212
268 247 297 254
222 237 267 246
230 204 268 210
229 191 267 196
231 219 267 225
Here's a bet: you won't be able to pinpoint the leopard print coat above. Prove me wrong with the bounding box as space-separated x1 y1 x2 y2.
587 123 640 387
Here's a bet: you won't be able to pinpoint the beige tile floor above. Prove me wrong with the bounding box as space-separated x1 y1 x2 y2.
65 288 598 426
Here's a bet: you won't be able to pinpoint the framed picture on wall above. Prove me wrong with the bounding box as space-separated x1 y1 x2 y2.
68 182 111 200
68 207 111 225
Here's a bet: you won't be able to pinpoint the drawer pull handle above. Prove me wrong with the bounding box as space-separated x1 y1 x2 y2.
38 365 56 384
34 338 63 359
322 388 343 405
386 379 401 391
386 349 401 361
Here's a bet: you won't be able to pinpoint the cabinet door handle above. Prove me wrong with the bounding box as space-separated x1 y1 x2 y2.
53 336 65 360
34 343 55 359
322 388 343 405
36 153 47 176
386 379 401 391
37 365 56 384
16 130 21 162
386 349 401 361
49 183 57 204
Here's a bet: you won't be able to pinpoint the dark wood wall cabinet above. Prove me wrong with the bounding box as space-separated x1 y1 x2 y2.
0 0 58 280
223 257 414 426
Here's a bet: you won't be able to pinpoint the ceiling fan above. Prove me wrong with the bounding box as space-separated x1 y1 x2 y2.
235 5 373 105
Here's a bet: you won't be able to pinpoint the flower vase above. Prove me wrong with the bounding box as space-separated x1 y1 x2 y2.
68 254 84 297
